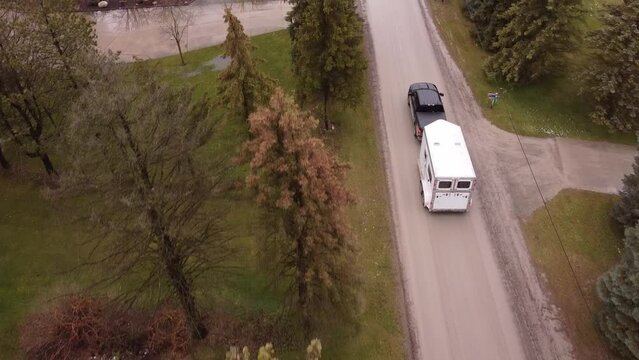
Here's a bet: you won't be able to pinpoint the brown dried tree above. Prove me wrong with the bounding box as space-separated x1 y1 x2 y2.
58 63 230 339
242 88 362 337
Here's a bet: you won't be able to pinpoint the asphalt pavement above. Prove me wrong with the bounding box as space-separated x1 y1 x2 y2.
93 0 290 61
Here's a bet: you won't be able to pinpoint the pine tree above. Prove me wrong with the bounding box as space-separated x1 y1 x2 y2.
288 0 367 130
580 0 639 132
613 150 639 228
597 224 639 358
464 0 511 51
287 0 310 65
484 0 581 84
217 7 275 120
243 88 362 337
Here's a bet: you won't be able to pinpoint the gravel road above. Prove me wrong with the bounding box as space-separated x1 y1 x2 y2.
362 0 635 359
92 0 636 357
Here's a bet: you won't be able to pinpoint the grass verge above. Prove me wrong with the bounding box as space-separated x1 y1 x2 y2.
427 0 633 144
523 189 623 360
0 30 405 358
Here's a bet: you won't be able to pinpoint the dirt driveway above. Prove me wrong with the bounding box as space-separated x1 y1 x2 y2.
363 0 634 359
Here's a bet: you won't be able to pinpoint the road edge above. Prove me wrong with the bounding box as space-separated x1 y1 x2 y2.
359 1 420 359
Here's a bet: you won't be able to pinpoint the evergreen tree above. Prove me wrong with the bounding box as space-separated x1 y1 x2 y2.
597 224 639 358
613 149 639 227
217 7 275 120
243 89 362 337
580 0 639 132
464 0 511 51
286 0 310 65
484 0 581 84
288 0 367 130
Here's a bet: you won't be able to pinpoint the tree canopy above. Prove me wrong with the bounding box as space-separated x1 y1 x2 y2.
580 0 639 132
218 7 275 120
60 63 230 338
288 0 367 129
613 148 639 228
598 224 639 358
484 0 581 84
0 0 101 175
464 0 511 51
243 88 362 336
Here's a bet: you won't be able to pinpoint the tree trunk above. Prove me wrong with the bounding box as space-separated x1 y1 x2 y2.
40 153 57 176
0 144 10 169
162 235 208 339
162 233 207 339
323 91 329 131
242 84 250 121
297 234 311 340
176 40 186 66
119 114 206 338
149 208 207 339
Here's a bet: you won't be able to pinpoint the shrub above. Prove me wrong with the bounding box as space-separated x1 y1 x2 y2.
19 295 134 360
146 307 191 358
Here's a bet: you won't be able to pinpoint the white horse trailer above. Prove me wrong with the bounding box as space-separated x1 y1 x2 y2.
418 119 476 212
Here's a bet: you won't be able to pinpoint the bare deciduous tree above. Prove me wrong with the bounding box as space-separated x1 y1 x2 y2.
58 63 230 339
158 6 193 66
0 0 102 176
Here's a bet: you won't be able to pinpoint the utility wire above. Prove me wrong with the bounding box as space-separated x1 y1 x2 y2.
505 108 602 346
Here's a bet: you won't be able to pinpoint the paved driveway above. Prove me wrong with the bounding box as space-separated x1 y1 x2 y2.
93 0 291 61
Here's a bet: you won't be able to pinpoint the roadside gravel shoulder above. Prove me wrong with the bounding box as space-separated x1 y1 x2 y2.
359 1 419 359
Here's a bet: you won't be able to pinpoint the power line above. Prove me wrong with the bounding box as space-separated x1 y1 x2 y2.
505 108 604 351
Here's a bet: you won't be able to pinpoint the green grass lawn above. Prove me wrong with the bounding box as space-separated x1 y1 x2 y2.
0 30 405 359
523 189 624 360
428 0 634 144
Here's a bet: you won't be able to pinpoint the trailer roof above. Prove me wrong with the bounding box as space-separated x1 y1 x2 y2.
424 120 476 179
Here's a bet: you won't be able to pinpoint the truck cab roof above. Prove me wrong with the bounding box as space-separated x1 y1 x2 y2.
410 83 444 113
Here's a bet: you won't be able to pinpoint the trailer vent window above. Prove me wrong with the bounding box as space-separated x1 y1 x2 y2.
438 181 452 189
434 142 440 146
457 181 472 189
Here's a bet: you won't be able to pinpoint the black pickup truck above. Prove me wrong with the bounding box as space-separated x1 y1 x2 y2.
407 82 446 140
